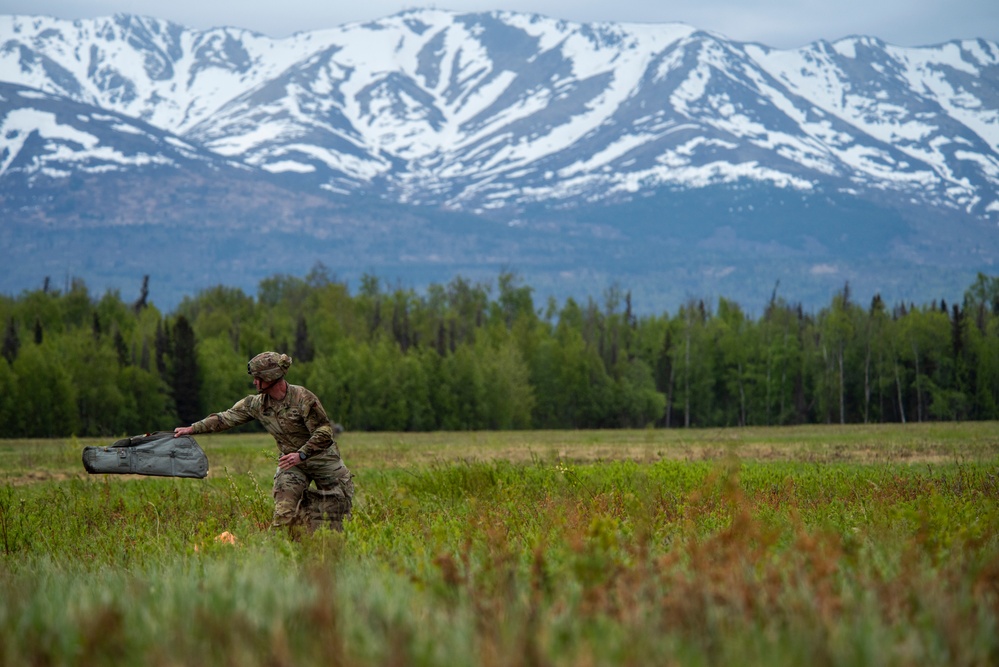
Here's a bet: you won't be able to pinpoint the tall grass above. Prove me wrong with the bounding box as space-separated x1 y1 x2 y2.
1 425 998 665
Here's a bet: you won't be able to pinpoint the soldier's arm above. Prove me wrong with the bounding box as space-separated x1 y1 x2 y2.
184 397 258 435
298 394 335 460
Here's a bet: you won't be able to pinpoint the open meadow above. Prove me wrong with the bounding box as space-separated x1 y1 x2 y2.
2 423 998 666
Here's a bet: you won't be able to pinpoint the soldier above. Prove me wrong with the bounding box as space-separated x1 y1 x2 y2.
174 351 353 532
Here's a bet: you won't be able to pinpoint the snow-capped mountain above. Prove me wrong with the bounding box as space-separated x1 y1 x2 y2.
0 81 240 193
3 10 997 216
1 10 998 311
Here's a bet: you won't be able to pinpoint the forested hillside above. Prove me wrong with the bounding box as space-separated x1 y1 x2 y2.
1 268 997 438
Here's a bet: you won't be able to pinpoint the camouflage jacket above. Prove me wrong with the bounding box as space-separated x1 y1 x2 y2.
191 384 339 461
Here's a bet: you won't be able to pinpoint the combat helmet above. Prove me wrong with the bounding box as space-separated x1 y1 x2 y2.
247 351 292 382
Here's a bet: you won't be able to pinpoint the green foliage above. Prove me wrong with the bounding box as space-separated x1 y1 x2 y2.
171 315 201 425
0 359 16 431
1 273 999 436
11 342 78 437
196 335 251 415
2 430 998 666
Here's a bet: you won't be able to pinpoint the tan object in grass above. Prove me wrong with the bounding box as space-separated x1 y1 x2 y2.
215 531 237 545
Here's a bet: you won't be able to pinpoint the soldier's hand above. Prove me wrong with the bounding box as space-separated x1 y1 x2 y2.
277 452 302 470
174 426 194 438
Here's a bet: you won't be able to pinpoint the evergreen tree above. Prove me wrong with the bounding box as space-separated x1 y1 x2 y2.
1 318 19 363
171 315 201 425
0 358 16 434
112 329 128 367
948 303 972 420
436 319 447 357
140 339 151 371
294 315 315 363
133 275 150 313
154 319 171 377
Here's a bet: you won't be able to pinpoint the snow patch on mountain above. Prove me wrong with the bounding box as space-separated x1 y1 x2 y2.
1 10 997 219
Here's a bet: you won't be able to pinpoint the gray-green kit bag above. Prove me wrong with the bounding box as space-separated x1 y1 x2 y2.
82 431 209 479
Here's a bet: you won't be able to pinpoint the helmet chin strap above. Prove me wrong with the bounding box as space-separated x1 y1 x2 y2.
255 377 284 395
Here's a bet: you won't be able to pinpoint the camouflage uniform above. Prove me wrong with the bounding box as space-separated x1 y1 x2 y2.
190 353 353 530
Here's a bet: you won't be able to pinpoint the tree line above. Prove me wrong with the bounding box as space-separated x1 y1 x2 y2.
1 267 998 438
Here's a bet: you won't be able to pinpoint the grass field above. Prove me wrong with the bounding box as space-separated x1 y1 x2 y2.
2 423 998 666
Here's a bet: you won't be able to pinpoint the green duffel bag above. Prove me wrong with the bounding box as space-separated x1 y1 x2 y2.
82 431 209 479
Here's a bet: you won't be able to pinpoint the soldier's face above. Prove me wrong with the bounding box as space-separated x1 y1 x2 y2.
253 377 271 393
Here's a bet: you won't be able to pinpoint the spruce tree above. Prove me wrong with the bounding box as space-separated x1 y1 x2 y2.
171 316 201 425
294 315 314 362
1 318 18 363
133 275 150 313
113 329 129 366
154 319 171 378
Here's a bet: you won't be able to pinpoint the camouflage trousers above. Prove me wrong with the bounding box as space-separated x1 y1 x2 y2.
272 452 354 532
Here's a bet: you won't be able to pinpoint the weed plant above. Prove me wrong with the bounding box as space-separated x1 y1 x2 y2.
1 425 998 666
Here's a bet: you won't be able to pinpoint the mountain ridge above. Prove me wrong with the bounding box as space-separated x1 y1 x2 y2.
1 10 997 312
